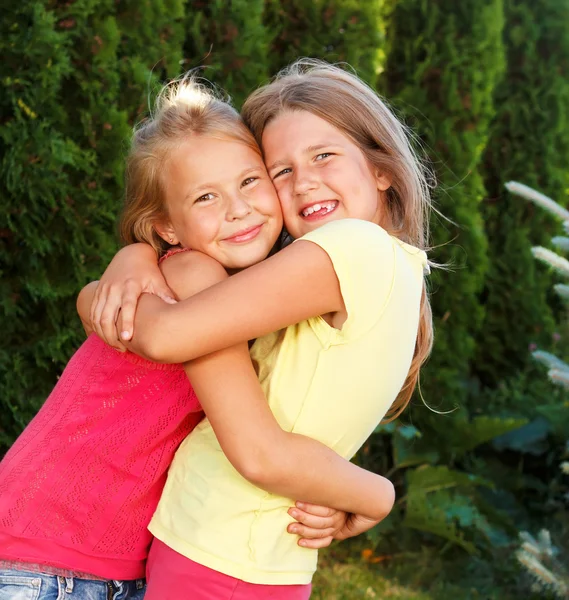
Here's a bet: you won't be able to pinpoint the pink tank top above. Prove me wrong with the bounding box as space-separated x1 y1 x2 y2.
0 249 203 580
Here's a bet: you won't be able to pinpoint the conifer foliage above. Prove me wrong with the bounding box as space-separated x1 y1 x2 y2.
475 0 569 388
0 1 185 453
380 0 505 408
265 0 384 85
184 0 271 108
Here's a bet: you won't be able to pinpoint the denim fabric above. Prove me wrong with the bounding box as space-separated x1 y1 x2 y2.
0 569 145 600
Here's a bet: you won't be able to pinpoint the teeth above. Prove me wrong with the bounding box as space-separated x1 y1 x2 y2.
301 201 337 217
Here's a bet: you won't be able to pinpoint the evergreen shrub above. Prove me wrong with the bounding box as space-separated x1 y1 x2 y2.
475 0 569 388
0 1 185 454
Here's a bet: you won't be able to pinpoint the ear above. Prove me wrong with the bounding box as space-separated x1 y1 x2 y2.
376 171 392 192
154 220 179 246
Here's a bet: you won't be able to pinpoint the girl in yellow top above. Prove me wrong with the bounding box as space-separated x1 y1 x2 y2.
90 59 434 599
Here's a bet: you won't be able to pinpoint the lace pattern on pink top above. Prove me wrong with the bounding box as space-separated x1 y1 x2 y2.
0 246 203 581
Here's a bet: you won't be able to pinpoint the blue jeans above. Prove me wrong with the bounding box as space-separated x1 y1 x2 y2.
0 569 145 600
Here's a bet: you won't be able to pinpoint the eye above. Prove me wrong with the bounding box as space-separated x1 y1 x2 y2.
315 152 333 161
195 192 215 203
273 167 292 179
241 176 258 187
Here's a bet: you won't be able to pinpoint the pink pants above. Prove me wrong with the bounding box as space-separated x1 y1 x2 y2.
146 539 312 600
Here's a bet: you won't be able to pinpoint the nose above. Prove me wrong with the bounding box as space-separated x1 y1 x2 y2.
226 192 252 220
293 166 319 196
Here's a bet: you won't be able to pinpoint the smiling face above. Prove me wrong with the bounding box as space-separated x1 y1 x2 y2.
262 110 391 240
157 136 283 271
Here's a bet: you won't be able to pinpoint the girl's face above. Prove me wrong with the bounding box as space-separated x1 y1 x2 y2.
159 137 282 271
262 110 391 240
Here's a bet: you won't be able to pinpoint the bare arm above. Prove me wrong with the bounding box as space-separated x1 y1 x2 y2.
128 240 344 363
148 251 393 522
77 281 99 336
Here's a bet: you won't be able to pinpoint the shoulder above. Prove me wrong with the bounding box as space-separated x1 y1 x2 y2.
296 219 393 265
159 250 228 301
298 218 390 245
294 219 395 276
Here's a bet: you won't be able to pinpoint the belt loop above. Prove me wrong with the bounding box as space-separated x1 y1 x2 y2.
111 580 125 599
65 577 74 593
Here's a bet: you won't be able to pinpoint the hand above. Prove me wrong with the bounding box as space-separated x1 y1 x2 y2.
333 513 381 541
287 502 348 549
90 244 176 350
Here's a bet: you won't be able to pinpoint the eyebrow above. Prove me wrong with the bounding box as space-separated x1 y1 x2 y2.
185 166 263 198
266 142 338 172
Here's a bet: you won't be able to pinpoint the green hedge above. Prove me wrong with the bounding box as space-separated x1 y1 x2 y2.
265 0 384 84
184 0 271 108
474 0 569 388
0 1 185 454
380 0 505 410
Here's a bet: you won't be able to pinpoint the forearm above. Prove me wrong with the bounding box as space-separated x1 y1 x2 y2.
126 241 342 363
183 345 394 521
255 432 394 521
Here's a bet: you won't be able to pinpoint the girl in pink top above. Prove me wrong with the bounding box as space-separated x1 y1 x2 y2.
0 77 396 600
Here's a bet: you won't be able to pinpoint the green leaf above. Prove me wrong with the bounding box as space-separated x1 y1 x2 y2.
393 431 440 468
407 465 493 494
492 417 551 455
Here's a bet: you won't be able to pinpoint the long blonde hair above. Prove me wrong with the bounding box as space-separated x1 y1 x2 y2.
242 59 434 420
120 75 260 255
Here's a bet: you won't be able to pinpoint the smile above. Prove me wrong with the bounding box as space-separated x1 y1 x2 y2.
300 201 338 218
223 224 264 244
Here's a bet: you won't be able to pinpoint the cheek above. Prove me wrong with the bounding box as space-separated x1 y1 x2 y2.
257 184 282 217
183 212 220 247
274 183 294 212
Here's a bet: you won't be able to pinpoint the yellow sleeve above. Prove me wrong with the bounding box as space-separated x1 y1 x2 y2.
295 218 397 340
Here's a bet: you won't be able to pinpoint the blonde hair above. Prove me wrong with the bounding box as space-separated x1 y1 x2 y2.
120 74 260 255
242 58 435 420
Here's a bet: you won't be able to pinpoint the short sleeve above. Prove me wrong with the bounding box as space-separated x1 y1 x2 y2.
295 219 398 340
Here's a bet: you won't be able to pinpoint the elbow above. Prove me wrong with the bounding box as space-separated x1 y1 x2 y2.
231 446 286 491
236 457 269 488
131 312 174 363
372 479 396 522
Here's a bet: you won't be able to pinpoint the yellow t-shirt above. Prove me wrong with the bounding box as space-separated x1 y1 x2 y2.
149 219 428 585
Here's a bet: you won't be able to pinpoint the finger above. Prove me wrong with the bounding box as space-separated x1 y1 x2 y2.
298 536 334 550
294 502 336 518
288 507 339 530
288 522 336 540
91 284 109 343
89 283 101 330
90 283 105 334
119 282 143 341
155 284 178 305
100 296 122 350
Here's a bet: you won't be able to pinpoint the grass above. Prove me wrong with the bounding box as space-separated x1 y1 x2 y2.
310 540 528 600
311 508 569 599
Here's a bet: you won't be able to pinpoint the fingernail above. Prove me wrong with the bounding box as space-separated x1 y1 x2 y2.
299 540 307 547
121 331 130 340
290 526 299 534
290 510 299 519
164 296 177 304
296 502 305 509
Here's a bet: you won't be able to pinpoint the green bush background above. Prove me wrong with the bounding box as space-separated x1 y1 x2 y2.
2 1 569 596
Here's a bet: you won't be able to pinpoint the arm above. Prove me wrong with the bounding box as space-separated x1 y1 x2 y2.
77 281 98 336
86 243 176 350
128 240 344 363
154 251 394 522
185 344 394 521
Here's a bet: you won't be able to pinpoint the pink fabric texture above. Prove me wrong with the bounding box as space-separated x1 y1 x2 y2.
158 246 191 265
145 540 312 600
0 334 203 580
